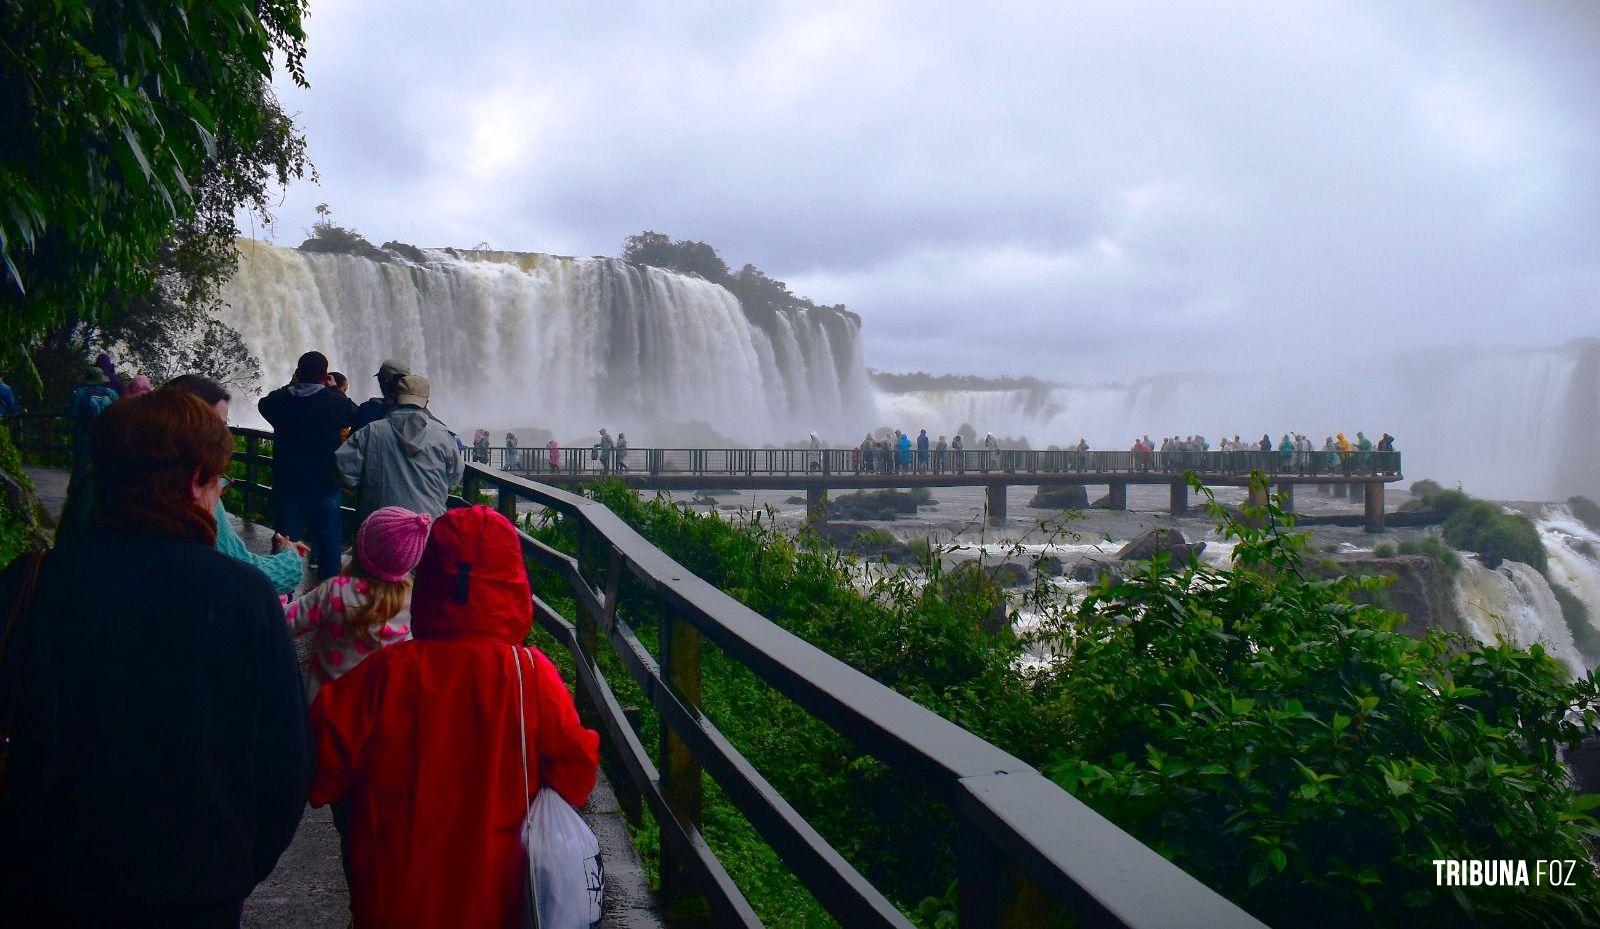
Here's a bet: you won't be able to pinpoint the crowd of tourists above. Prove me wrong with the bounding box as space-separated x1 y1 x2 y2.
1127 431 1397 473
0 351 599 927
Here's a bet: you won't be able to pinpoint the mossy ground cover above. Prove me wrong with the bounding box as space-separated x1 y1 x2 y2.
514 477 1600 928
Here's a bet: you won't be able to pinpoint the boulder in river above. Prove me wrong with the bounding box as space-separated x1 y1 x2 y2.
809 522 916 563
1028 484 1089 510
1116 528 1206 565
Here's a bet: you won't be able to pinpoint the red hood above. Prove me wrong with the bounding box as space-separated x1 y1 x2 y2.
411 505 531 643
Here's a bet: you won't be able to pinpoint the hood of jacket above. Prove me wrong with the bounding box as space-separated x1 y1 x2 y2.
288 383 326 398
411 505 531 643
387 406 442 457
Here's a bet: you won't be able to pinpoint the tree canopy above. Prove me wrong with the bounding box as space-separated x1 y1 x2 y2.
0 0 311 347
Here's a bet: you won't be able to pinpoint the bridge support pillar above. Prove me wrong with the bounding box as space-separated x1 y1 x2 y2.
1350 482 1366 505
1108 481 1127 511
1333 482 1348 498
1276 482 1295 513
1316 482 1330 494
806 487 828 526
1364 482 1386 533
987 483 1008 526
1169 482 1188 515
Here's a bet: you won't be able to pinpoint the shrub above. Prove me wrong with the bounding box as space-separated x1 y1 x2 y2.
1552 582 1600 669
528 477 1600 928
1371 542 1397 557
1034 478 1600 927
1441 498 1546 571
1409 478 1444 498
1396 536 1462 582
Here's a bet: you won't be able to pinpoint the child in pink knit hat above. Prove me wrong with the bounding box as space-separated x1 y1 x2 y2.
284 506 432 700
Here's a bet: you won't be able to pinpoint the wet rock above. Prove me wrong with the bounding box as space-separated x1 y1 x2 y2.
1312 554 1463 638
1569 736 1600 794
1069 558 1123 585
1028 484 1089 510
1036 555 1065 577
829 488 931 521
810 522 915 563
986 561 1033 588
1117 528 1206 565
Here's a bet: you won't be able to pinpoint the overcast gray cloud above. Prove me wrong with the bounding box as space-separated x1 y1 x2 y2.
255 0 1600 381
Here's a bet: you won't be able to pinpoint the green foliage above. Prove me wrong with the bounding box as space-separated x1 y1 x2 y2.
1409 479 1444 498
1371 542 1397 557
1551 582 1600 668
1 0 310 342
0 426 49 564
1569 496 1600 535
1033 477 1600 927
1440 498 1546 572
1395 536 1462 582
299 215 388 261
622 230 730 282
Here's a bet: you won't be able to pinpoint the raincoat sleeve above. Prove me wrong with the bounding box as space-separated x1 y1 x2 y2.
446 433 466 486
308 652 386 808
215 500 304 596
283 580 333 637
336 423 369 489
530 648 600 808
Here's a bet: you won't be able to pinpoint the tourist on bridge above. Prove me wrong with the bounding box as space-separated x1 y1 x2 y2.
917 428 930 472
504 431 520 470
547 437 561 471
898 430 913 472
598 427 615 472
354 358 410 430
1323 435 1341 472
860 433 874 473
1377 432 1395 452
285 506 429 701
260 351 357 581
617 431 630 471
935 434 948 472
983 432 999 471
0 389 312 925
951 432 965 471
472 429 491 465
1258 433 1272 453
339 374 463 522
66 364 118 481
1279 434 1294 469
308 506 599 929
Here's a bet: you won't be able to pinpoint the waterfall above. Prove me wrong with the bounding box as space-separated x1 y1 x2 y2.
875 339 1600 501
218 240 877 442
1452 556 1587 677
1540 505 1600 640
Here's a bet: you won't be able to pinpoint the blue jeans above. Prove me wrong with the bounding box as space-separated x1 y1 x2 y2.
274 486 344 581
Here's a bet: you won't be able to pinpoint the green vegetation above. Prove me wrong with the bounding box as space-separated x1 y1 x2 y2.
1551 582 1600 667
2 0 312 362
1402 487 1546 571
1408 479 1444 498
0 427 48 564
1372 536 1462 582
524 477 1600 928
1569 496 1600 535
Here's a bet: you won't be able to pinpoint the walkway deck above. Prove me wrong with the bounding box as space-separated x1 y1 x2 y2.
23 467 658 929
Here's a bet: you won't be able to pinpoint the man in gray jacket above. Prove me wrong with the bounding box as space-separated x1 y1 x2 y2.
337 373 464 520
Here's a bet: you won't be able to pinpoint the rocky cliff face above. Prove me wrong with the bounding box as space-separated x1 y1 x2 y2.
1316 554 1464 638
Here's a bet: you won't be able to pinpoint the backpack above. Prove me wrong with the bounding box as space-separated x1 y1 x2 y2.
74 387 114 427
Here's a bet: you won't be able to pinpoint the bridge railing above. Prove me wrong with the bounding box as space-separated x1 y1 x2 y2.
473 444 1399 479
3 413 71 466
449 461 1266 928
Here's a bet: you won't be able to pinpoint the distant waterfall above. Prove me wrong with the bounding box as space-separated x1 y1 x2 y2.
219 241 876 442
876 340 1600 501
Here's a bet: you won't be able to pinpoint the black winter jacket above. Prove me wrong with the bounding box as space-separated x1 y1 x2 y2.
258 384 357 491
0 529 312 912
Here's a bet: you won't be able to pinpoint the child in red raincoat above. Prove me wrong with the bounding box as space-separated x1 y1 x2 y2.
309 505 599 929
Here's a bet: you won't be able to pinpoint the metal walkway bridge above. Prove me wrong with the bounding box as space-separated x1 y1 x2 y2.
477 445 1403 530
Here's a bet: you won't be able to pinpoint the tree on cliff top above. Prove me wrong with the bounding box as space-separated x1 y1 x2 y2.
0 0 311 361
623 230 730 282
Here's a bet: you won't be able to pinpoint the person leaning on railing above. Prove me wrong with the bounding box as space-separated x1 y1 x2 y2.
0 389 312 926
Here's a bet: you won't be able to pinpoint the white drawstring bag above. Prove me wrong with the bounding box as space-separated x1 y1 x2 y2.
513 647 604 929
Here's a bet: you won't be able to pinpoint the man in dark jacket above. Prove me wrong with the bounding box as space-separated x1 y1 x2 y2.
259 350 356 579
353 357 410 431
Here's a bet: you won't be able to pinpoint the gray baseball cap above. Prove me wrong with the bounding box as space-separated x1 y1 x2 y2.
375 358 411 381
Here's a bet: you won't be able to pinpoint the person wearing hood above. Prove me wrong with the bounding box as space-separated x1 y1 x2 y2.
916 428 930 472
309 505 599 929
897 430 913 472
260 351 358 580
93 352 123 394
338 374 464 522
1323 435 1341 472
66 364 119 481
504 431 520 470
354 358 410 430
1279 434 1295 469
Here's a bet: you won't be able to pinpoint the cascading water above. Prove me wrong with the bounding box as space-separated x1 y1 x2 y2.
1452 555 1587 678
218 240 877 442
876 339 1600 501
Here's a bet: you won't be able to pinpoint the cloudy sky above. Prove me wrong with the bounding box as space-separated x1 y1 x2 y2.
255 0 1600 381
